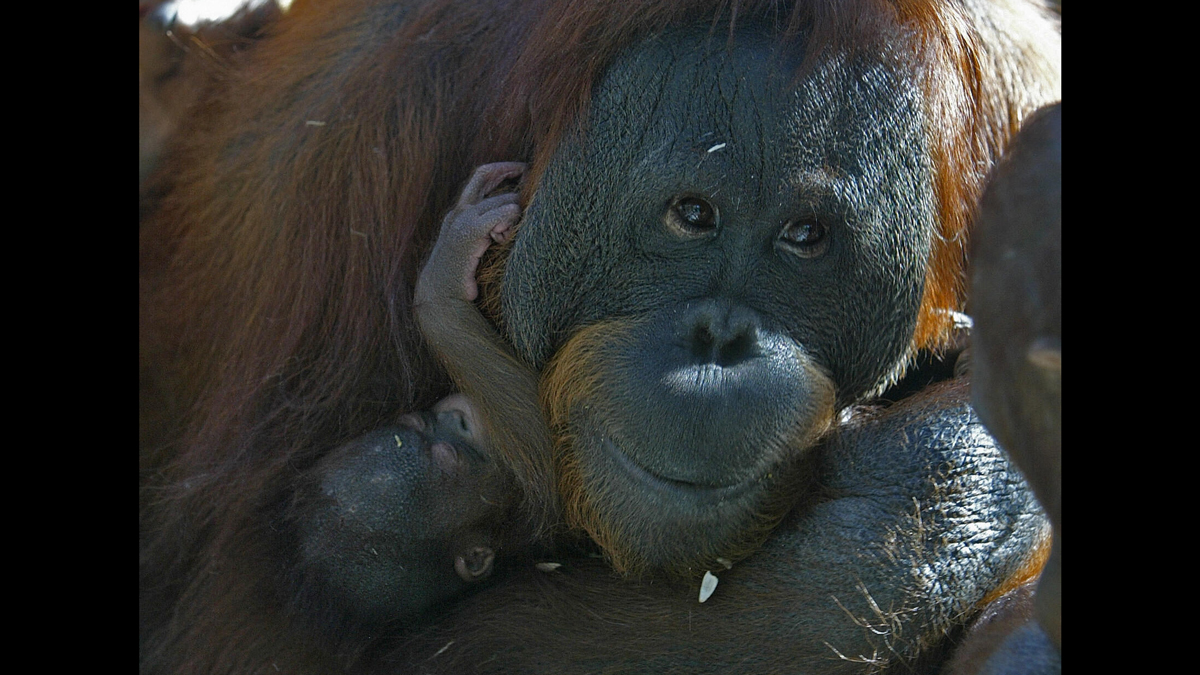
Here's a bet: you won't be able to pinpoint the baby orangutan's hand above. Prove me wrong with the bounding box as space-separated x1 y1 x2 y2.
416 162 526 305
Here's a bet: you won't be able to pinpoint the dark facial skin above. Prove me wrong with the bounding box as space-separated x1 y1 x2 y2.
291 394 509 626
137 4 1060 672
498 24 935 574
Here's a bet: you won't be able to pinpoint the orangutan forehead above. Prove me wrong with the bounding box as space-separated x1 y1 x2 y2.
570 27 929 212
580 26 800 172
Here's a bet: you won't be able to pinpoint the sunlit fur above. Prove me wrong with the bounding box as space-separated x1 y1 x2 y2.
141 1 1060 671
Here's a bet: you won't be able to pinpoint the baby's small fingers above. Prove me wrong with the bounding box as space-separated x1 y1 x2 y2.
475 191 520 215
477 162 527 197
458 162 527 207
466 201 520 239
443 197 514 242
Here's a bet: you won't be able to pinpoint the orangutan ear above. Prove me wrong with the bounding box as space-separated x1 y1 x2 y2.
455 546 496 583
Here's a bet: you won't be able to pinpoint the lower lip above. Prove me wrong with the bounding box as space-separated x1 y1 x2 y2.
601 436 763 504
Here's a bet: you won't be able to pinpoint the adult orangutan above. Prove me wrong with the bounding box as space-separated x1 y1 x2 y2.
139 1 1061 673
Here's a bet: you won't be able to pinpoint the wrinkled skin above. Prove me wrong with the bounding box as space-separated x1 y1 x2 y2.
949 101 1061 675
394 139 1052 672
379 30 1046 668
498 25 935 575
138 3 1060 673
382 379 1047 674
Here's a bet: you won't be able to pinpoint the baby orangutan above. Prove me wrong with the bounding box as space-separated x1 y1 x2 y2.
414 162 557 529
293 163 541 628
293 394 513 626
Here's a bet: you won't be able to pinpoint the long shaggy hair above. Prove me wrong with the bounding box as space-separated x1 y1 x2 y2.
140 1 1060 670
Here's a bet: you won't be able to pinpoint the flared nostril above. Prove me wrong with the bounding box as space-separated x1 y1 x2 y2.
718 329 756 367
685 303 761 368
691 324 715 361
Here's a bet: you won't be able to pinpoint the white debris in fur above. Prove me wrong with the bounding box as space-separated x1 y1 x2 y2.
535 562 562 572
699 571 719 602
936 308 973 330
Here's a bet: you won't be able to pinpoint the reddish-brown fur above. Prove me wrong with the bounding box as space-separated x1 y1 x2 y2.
140 1 1059 671
142 0 1057 499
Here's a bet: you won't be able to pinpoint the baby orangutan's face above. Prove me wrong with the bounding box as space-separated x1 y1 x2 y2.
399 393 492 474
395 393 507 584
293 392 510 624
